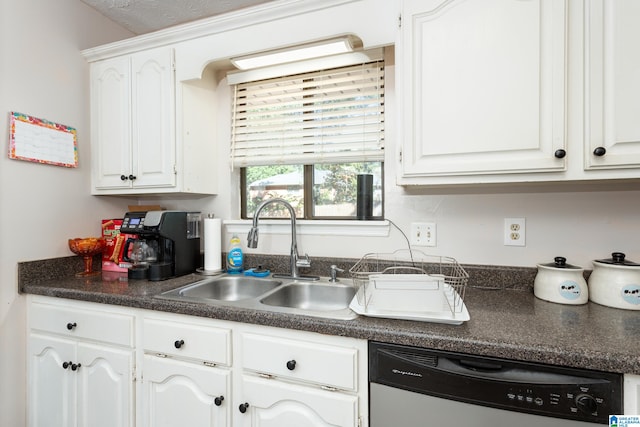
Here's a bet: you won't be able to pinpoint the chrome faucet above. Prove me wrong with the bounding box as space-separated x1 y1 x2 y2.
247 198 319 281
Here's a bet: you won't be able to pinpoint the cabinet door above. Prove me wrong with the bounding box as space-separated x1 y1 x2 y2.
585 0 640 170
238 375 358 427
143 355 230 427
131 47 176 188
91 56 132 190
400 0 567 179
77 343 134 427
28 333 76 427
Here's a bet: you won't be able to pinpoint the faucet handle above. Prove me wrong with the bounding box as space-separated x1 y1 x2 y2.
296 253 311 268
329 265 345 282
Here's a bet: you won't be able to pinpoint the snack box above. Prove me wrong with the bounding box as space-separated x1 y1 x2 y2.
101 219 136 272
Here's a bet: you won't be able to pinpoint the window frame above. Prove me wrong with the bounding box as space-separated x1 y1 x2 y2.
240 163 384 220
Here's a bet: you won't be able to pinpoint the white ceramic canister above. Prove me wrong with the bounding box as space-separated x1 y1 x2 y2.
534 257 588 305
588 252 640 310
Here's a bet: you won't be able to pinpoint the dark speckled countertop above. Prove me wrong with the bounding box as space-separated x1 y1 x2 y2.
18 256 640 375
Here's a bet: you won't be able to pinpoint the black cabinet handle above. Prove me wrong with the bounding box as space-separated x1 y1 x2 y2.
214 396 224 406
129 174 136 181
593 146 606 156
286 360 297 371
239 403 250 413
174 339 185 349
120 175 128 181
62 361 71 369
66 322 77 330
71 363 81 371
554 149 567 159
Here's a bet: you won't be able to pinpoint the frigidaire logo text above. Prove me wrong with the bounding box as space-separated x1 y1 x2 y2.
392 369 423 378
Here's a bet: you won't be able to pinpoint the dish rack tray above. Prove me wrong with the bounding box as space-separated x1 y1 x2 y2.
349 250 469 322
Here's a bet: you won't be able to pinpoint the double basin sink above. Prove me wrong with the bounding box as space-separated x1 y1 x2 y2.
156 274 358 320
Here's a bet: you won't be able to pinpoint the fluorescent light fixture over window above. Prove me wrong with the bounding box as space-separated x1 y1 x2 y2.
231 37 357 70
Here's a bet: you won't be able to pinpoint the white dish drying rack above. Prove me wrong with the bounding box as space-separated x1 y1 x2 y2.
348 250 470 324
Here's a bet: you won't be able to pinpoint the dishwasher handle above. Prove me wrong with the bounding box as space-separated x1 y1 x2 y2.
434 356 597 385
457 358 504 372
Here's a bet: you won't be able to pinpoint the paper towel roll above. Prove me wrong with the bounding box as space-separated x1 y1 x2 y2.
204 217 222 271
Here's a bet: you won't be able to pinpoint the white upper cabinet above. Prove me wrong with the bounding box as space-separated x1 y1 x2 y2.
89 46 218 195
130 48 176 188
398 0 640 186
91 56 132 190
584 0 640 170
398 0 568 183
91 47 176 192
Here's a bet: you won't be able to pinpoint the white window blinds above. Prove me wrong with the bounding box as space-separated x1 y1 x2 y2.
230 61 384 168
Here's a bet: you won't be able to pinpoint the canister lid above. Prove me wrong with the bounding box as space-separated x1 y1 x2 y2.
594 252 640 266
539 256 582 270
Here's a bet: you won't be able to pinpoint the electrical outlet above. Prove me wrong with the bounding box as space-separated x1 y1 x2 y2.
411 222 436 247
504 218 526 246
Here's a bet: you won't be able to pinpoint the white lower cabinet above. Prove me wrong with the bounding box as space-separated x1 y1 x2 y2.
142 356 230 427
27 297 135 427
238 375 358 427
28 298 368 427
29 334 76 427
141 313 232 427
140 313 367 427
236 327 366 427
76 343 134 427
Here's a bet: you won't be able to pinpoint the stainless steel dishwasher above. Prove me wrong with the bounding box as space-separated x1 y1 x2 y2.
369 342 622 426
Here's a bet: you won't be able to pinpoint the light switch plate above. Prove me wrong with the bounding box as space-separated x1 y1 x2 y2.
411 222 436 247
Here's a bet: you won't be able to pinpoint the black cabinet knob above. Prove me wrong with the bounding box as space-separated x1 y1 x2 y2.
239 403 250 413
593 146 606 156
120 175 128 181
129 174 136 181
71 363 81 371
286 360 297 371
174 339 185 349
66 322 77 330
214 396 224 406
554 149 567 159
62 361 71 369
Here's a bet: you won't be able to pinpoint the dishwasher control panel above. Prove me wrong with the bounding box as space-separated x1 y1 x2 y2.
503 383 614 421
369 342 623 424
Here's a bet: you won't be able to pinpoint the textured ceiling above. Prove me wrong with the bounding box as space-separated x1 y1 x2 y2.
80 0 278 34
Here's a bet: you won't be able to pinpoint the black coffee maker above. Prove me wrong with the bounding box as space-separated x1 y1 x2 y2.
121 210 201 281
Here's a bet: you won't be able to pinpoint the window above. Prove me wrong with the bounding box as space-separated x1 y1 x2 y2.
231 60 385 219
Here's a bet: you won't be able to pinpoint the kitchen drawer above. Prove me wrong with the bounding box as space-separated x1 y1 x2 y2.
29 300 134 347
241 332 358 391
142 317 231 366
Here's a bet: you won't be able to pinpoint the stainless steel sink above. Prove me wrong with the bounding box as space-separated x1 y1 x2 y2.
260 282 355 311
165 276 282 301
156 274 358 320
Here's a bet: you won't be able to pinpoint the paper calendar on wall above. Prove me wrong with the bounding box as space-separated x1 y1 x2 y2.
8 111 78 168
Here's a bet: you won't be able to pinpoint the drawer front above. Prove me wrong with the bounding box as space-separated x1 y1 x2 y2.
30 300 133 347
142 318 231 366
242 332 358 391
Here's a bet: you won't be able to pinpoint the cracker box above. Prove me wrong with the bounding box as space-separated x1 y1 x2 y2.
101 219 135 272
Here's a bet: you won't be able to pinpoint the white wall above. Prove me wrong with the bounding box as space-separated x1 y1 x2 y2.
0 0 133 424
